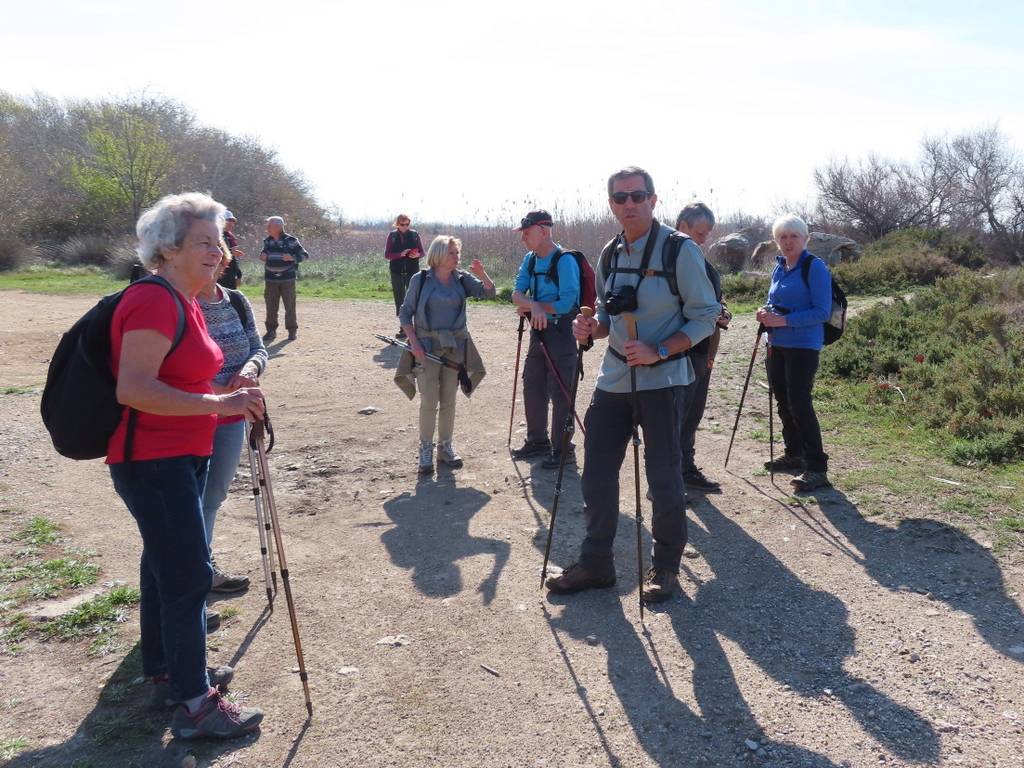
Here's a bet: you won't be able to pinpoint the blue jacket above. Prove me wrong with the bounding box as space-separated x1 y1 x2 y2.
513 245 581 319
766 250 832 351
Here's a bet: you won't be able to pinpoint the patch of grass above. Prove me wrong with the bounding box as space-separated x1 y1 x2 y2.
219 605 240 621
41 586 139 640
1 385 38 395
0 265 122 295
0 613 30 654
12 516 61 546
2 558 101 604
0 736 30 761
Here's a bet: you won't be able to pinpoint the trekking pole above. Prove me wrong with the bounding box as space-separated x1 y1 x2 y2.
245 421 276 605
249 409 314 717
508 314 526 445
541 307 593 586
534 324 587 437
623 313 645 623
767 345 775 485
724 324 766 469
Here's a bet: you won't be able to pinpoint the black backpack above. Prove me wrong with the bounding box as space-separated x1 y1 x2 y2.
225 287 253 330
599 226 722 355
799 256 847 345
40 276 186 460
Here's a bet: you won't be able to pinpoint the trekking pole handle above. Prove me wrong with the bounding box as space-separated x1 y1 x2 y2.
623 313 638 342
579 306 594 351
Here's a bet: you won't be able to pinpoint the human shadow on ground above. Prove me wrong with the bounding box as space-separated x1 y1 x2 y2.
7 644 260 768
373 342 403 371
539 491 941 766
812 486 1024 663
266 337 295 360
380 476 506 604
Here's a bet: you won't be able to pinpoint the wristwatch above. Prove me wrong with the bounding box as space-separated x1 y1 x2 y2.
657 343 670 360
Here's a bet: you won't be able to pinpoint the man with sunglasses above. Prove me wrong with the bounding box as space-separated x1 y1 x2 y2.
545 167 720 604
510 210 582 469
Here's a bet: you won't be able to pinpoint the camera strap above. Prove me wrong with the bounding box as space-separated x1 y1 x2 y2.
607 218 661 291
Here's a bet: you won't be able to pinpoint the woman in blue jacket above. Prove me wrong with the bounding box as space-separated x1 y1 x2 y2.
756 214 832 492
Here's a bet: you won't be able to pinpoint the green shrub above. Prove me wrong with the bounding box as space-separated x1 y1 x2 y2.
721 272 770 303
54 235 115 267
835 245 957 294
822 269 1024 464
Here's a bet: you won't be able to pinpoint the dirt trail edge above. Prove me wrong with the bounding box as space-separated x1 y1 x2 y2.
0 292 1021 768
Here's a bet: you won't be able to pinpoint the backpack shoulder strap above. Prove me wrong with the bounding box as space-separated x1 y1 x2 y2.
599 235 622 282
414 268 430 315
660 232 690 297
226 288 252 330
136 275 187 354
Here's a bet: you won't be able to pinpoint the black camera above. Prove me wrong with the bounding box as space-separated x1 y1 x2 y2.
604 285 638 316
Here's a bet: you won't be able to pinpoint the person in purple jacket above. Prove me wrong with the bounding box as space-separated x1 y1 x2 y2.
756 214 832 492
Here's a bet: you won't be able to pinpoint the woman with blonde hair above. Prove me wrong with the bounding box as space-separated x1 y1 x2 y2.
398 235 495 473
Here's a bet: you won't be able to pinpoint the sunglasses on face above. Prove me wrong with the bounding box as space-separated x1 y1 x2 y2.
610 191 652 205
398 223 410 227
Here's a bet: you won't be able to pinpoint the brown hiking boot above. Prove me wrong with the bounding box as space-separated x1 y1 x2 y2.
545 562 616 595
642 567 679 604
764 455 805 472
790 470 830 492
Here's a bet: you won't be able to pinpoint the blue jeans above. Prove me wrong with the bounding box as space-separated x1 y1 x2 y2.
110 456 212 702
201 420 247 546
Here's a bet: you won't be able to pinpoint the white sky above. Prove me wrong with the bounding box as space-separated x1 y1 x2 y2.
4 0 1024 225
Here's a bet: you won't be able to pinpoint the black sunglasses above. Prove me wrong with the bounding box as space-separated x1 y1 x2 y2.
610 191 652 204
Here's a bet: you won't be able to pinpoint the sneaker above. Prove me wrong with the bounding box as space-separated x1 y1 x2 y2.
682 542 700 559
683 468 721 493
764 455 806 472
790 470 830 492
545 562 616 595
642 567 679 604
210 563 250 594
151 666 235 708
262 332 276 343
170 689 264 740
438 440 463 469
541 449 576 470
396 329 407 340
206 608 221 633
287 331 297 341
511 440 552 460
418 442 434 475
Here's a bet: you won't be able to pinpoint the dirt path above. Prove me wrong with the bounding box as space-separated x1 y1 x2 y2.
1 292 1022 768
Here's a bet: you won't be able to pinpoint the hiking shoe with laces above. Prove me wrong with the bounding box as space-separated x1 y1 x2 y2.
642 567 679 604
418 442 434 475
683 467 721 493
764 455 806 472
790 470 830 492
206 608 221 633
545 562 616 594
210 562 250 594
510 440 552 460
170 689 264 740
151 666 235 708
541 449 576 470
396 328 406 340
439 440 463 469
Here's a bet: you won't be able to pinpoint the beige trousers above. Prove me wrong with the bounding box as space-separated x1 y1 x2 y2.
417 358 459 444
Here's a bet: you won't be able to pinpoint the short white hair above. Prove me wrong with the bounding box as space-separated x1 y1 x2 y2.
772 213 809 240
136 192 226 269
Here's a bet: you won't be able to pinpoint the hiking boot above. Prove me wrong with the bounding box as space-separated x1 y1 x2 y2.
206 608 221 633
396 328 407 340
642 567 679 604
790 470 830 493
418 442 434 475
210 562 250 594
545 562 616 595
262 332 276 343
541 449 576 470
438 440 463 469
151 666 235 708
170 689 264 740
682 542 700 559
510 440 552 460
287 330 297 341
764 455 805 472
683 467 721 493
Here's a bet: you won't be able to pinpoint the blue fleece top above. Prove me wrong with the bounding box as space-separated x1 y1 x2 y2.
765 250 832 351
513 244 581 318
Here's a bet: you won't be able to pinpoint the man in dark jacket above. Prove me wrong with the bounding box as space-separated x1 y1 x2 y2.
217 210 245 290
260 215 308 342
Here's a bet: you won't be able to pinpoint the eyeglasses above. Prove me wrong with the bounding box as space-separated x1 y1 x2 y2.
610 191 651 205
397 222 410 227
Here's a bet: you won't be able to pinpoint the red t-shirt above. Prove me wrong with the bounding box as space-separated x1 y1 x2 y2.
106 283 225 464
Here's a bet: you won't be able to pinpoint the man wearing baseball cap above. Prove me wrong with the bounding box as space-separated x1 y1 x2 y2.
217 210 245 290
510 210 582 469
